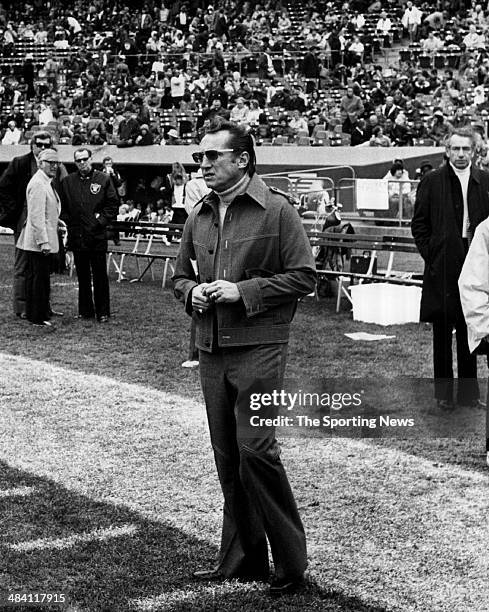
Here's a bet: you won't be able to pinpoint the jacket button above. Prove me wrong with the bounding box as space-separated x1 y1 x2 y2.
204 340 210 347
208 248 214 254
214 222 218 227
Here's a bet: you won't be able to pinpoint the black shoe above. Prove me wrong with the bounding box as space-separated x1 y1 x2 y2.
269 576 305 596
98 315 110 323
49 309 64 317
458 399 485 409
74 314 95 320
32 320 53 328
16 312 27 319
437 399 455 410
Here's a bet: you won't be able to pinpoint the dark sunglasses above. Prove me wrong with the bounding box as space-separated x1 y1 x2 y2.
75 157 91 163
34 141 52 149
192 149 234 164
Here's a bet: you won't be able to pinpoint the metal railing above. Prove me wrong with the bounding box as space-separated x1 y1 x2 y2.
336 178 419 226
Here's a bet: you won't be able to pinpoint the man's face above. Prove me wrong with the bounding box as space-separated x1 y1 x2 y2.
32 137 53 159
74 151 93 176
447 134 474 169
198 130 245 193
39 158 59 179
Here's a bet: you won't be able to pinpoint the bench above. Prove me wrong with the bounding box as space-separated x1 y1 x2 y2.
106 221 184 287
307 230 423 311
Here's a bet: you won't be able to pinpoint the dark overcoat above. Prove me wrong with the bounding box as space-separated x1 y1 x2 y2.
411 163 489 322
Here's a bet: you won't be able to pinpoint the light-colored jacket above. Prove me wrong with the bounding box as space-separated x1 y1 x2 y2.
459 217 489 353
17 168 61 253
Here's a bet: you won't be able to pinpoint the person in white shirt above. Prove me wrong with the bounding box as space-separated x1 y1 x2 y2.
230 97 250 125
463 24 485 50
170 69 186 106
422 31 444 54
376 11 392 35
2 121 22 145
348 36 365 63
288 110 309 135
402 1 423 41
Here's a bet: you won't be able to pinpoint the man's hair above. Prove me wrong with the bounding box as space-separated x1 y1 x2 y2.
30 130 54 147
74 147 92 159
447 127 476 147
102 156 113 163
205 118 256 176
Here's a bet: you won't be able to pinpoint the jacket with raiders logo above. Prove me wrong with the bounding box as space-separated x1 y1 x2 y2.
60 169 118 251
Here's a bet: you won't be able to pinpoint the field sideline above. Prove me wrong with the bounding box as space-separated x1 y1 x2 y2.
0 241 488 612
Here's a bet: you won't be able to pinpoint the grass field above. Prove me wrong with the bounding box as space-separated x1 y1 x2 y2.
0 238 488 612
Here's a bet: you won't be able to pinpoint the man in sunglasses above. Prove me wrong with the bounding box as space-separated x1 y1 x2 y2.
0 131 67 319
173 119 316 595
16 148 62 327
59 148 118 322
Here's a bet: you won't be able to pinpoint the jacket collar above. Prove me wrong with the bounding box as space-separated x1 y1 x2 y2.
446 161 481 184
198 173 268 213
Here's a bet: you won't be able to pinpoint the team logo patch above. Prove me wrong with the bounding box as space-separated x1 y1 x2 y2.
90 183 101 195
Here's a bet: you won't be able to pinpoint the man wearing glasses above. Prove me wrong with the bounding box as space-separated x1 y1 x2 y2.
412 128 489 409
59 148 118 322
0 131 67 319
173 119 316 595
16 149 62 327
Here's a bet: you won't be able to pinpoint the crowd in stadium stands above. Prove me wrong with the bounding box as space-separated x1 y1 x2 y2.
0 0 489 162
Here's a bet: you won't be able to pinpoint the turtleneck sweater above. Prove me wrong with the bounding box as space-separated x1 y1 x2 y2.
213 172 252 279
449 162 471 238
215 172 251 229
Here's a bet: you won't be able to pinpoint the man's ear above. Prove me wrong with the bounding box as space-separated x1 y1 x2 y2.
237 151 249 169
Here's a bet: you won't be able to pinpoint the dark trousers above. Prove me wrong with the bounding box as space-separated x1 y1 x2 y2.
73 250 110 319
199 344 307 581
13 245 28 316
432 317 478 404
24 251 50 324
188 319 198 361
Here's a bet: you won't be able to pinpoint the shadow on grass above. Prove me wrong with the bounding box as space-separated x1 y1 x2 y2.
1 461 391 612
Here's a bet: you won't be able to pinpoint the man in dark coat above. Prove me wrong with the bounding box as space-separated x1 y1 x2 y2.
0 131 67 318
60 148 118 322
412 128 489 408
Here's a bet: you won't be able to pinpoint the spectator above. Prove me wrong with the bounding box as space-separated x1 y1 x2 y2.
402 1 423 42
422 30 444 54
163 128 182 145
369 125 391 147
117 106 140 147
429 109 453 145
289 110 309 136
230 97 250 125
379 96 399 122
340 86 364 134
161 162 189 225
351 118 368 146
135 123 154 146
463 24 484 50
2 120 22 145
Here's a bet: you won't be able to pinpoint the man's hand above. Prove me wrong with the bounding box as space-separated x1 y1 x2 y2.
204 281 241 304
41 247 51 256
192 283 211 313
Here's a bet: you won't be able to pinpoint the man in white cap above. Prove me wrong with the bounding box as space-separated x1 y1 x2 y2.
164 128 181 145
16 148 62 327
